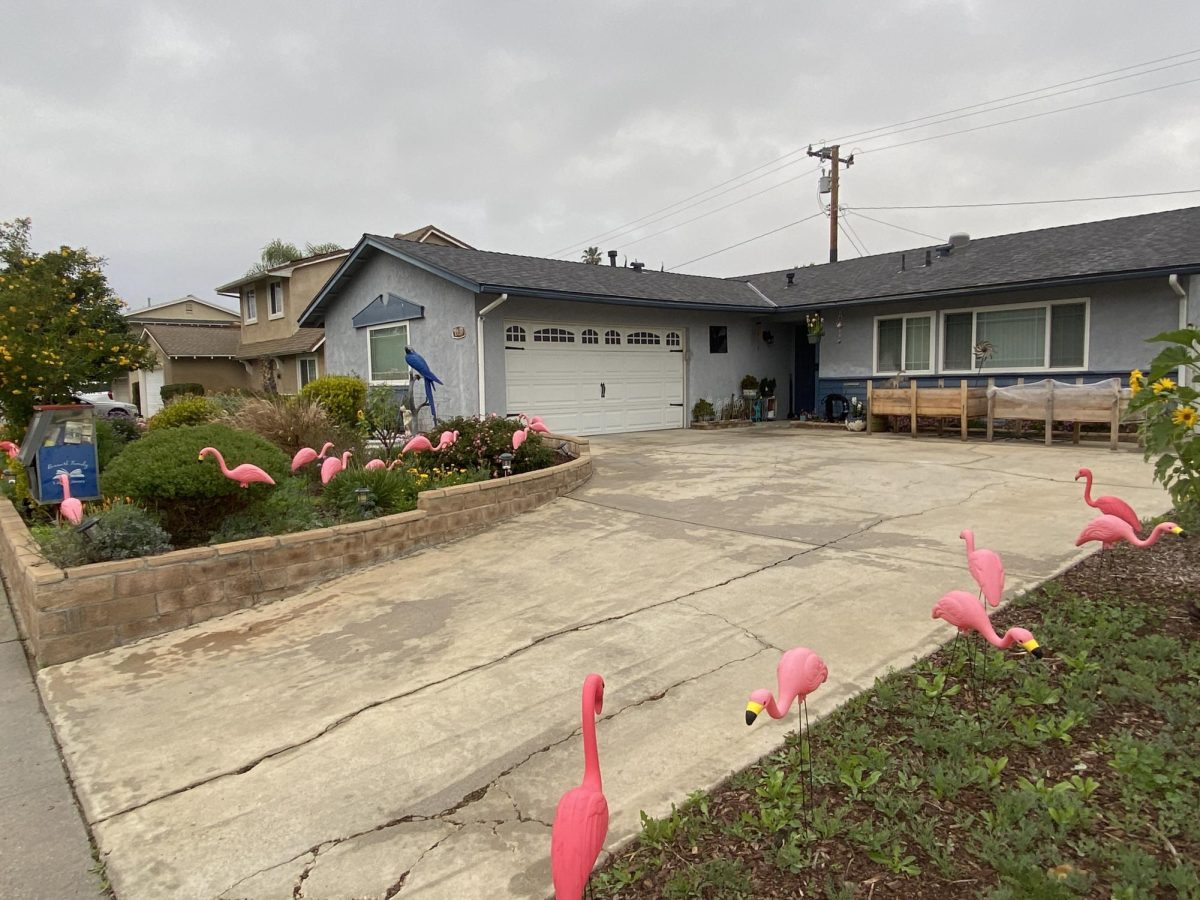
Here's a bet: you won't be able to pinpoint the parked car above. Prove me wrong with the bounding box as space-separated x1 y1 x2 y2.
71 393 140 419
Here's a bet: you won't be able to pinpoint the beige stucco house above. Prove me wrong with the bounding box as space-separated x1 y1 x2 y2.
116 295 244 415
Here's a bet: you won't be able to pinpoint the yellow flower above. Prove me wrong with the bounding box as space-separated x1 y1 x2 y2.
1129 369 1145 395
1152 377 1176 395
1172 406 1198 428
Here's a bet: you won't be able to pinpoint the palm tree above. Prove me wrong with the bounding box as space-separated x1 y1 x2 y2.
581 246 602 265
245 239 342 275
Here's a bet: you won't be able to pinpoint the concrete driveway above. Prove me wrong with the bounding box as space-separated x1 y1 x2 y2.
38 427 1169 899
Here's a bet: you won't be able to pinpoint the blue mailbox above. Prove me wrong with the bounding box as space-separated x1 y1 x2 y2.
15 404 101 504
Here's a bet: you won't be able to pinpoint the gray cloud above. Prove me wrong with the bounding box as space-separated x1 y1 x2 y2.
2 0 1197 309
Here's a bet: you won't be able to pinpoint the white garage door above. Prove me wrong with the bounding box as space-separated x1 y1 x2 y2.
504 323 685 436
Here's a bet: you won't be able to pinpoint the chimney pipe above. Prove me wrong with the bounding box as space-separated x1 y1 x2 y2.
786 272 795 287
900 253 906 272
630 260 645 273
607 250 618 267
924 249 932 267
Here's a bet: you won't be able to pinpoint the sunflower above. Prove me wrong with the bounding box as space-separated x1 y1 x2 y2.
1152 377 1176 395
1171 406 1198 429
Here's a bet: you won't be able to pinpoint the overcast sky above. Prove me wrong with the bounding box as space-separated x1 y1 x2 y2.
3 1 1198 311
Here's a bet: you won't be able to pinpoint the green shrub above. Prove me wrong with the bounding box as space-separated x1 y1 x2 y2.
299 375 367 431
209 478 326 543
691 398 715 421
319 466 421 519
31 500 172 567
207 391 252 417
94 419 127 471
160 382 205 403
102 423 290 544
148 395 222 431
106 415 143 443
428 415 556 475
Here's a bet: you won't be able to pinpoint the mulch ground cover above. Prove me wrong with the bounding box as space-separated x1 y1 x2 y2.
592 533 1200 899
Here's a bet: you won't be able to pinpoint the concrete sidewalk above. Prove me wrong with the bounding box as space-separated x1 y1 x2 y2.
34 428 1169 899
0 583 101 899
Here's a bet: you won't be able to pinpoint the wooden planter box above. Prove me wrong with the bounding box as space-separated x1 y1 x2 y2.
986 379 1137 450
866 381 987 440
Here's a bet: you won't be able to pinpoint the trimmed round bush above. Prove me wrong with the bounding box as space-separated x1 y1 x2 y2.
102 423 290 544
299 375 367 431
148 395 222 431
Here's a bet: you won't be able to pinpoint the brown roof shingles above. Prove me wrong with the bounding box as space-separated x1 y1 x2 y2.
143 324 242 358
235 328 324 360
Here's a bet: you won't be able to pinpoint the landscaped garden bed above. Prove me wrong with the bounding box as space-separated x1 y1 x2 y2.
591 535 1199 898
0 385 591 665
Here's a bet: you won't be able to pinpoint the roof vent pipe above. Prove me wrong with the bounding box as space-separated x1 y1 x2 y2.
786 272 795 287
630 261 645 272
900 253 906 272
607 250 618 266
949 232 970 249
924 249 932 267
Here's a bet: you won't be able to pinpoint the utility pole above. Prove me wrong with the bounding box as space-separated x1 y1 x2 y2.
807 144 854 263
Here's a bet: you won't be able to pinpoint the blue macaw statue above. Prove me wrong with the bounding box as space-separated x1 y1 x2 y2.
405 345 443 424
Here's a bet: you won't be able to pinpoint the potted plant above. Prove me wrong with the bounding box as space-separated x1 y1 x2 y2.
691 398 715 423
806 313 825 344
740 375 759 399
846 396 866 431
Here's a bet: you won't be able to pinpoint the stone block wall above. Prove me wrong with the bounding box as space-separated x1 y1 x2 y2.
0 436 590 666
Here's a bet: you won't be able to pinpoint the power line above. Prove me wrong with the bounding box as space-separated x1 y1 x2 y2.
859 75 1200 156
837 220 865 257
841 215 870 255
846 188 1200 210
843 210 946 242
545 49 1200 258
668 212 825 271
609 168 819 250
825 48 1200 147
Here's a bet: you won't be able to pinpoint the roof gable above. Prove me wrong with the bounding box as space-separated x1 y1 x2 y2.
350 293 425 328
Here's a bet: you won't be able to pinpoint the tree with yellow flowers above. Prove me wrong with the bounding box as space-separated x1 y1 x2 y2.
0 218 156 429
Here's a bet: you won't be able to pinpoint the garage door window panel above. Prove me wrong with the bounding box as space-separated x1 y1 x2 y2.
534 328 575 343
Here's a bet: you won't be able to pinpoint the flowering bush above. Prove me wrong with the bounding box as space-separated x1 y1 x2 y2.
429 414 556 475
1127 328 1200 528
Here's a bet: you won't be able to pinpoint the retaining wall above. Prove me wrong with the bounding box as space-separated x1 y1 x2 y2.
0 436 591 666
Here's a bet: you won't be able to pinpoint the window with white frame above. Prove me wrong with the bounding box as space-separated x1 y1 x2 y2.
268 281 284 319
298 356 318 388
367 323 410 384
942 299 1087 372
874 314 932 374
243 287 257 324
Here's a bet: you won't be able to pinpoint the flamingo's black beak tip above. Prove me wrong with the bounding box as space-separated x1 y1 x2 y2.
745 710 758 726
1031 646 1044 659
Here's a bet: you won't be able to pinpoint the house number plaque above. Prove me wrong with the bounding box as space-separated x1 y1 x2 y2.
451 326 466 339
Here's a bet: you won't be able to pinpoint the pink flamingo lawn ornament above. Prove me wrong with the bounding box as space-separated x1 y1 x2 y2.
1075 468 1141 533
401 434 434 454
363 458 386 471
198 447 276 489
512 427 530 451
550 673 608 900
960 529 1005 608
0 439 19 459
55 473 83 526
745 647 828 823
1075 515 1181 552
291 441 334 472
320 450 353 485
932 590 1042 658
434 430 459 451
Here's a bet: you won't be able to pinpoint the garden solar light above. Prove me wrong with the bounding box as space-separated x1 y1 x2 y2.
354 486 371 508
498 452 514 476
75 515 101 540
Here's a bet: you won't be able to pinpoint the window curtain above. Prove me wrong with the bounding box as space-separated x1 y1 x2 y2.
1050 303 1086 367
877 319 903 371
369 325 409 381
905 317 931 371
943 313 973 369
977 308 1046 368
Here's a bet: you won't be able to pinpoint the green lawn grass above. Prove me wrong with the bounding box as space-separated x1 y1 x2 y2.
593 560 1200 899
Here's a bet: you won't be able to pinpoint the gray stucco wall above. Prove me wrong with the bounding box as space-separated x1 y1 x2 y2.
818 276 1184 380
482 295 791 417
321 254 480 419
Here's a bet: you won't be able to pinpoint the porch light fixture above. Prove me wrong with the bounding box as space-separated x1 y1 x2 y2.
498 452 514 476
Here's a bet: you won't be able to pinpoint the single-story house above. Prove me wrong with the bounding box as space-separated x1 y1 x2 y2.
297 206 1200 435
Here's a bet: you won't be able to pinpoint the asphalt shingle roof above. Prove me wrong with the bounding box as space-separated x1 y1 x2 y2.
235 328 324 360
366 236 773 309
143 324 241 358
742 205 1200 308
